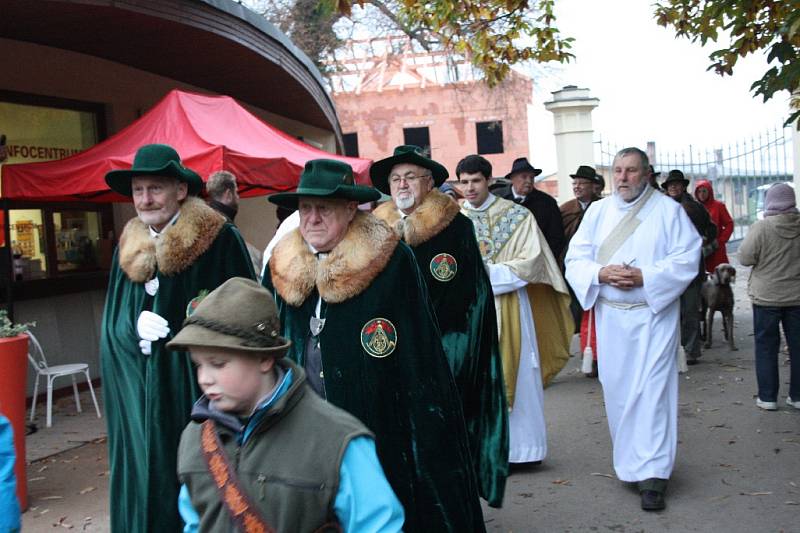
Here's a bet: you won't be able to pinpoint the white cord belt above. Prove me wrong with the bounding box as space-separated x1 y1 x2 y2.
597 297 648 310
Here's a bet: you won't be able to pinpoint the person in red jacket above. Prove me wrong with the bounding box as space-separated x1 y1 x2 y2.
695 179 734 272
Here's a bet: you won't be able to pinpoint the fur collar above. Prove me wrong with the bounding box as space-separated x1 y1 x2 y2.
269 211 399 306
372 189 460 246
118 196 226 282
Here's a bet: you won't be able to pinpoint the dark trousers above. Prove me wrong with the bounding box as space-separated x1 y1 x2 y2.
680 280 703 359
753 304 800 402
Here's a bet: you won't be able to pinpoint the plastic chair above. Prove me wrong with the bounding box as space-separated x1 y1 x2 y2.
27 331 101 428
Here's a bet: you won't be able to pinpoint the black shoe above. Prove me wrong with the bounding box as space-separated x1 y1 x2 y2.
686 358 699 366
640 490 665 511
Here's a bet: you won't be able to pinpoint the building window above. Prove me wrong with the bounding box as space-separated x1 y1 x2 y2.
6 205 113 281
1 91 110 290
476 121 504 154
343 132 359 157
403 127 431 157
0 97 100 165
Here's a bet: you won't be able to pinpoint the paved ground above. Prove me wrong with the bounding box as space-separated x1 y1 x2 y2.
27 390 105 463
21 257 800 532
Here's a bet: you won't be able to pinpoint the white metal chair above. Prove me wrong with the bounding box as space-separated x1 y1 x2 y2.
27 330 101 428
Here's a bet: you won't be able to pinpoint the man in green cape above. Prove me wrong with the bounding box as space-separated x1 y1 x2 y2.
100 144 255 532
372 145 508 507
264 159 485 532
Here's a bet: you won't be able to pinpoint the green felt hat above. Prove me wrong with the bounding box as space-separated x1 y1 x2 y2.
268 159 380 209
569 165 602 184
167 277 291 356
105 144 203 197
369 145 449 194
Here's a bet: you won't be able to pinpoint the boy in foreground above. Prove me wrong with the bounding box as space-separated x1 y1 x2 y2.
169 277 403 532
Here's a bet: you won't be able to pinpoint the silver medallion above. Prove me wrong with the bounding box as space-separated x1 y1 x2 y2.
310 316 326 337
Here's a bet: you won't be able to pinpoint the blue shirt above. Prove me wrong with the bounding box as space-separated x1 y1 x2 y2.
0 415 21 532
178 370 404 532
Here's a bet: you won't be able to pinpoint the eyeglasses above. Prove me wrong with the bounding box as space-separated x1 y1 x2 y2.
389 173 431 186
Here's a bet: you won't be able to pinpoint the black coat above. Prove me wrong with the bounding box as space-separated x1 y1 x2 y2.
674 192 717 282
495 186 566 259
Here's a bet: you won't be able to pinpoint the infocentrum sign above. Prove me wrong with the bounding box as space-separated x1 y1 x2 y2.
0 100 97 165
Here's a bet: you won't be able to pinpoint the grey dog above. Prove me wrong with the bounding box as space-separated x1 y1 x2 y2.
701 263 737 351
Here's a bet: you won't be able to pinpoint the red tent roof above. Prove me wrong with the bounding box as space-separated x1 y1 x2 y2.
0 89 372 202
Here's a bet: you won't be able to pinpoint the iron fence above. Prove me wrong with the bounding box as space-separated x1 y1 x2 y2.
595 125 795 241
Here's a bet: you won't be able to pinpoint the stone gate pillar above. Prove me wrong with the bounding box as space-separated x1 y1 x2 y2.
544 86 600 202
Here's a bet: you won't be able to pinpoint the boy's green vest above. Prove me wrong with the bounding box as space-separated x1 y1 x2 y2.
177 364 371 532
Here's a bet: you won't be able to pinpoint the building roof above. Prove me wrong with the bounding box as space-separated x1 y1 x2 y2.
0 0 342 143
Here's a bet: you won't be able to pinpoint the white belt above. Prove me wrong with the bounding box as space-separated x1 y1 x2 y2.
597 297 648 310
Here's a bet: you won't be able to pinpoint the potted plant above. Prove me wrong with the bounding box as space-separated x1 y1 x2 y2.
0 309 34 510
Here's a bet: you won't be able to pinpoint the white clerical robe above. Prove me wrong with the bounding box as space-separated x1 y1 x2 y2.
565 188 701 481
463 194 570 463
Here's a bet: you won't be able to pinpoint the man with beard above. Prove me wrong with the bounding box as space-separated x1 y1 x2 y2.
264 159 485 532
100 144 255 532
565 147 701 511
371 145 508 507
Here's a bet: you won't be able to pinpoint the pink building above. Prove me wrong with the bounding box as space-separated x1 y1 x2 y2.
331 40 533 179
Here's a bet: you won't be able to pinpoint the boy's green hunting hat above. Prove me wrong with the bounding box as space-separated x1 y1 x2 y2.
268 159 380 209
105 143 204 197
167 277 291 356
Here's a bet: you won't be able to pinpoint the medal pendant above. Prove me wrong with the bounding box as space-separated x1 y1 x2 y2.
310 316 326 337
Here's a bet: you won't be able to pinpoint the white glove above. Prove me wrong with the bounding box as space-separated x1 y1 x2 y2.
136 311 170 341
139 339 152 355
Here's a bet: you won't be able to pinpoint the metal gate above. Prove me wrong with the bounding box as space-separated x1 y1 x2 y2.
595 125 795 240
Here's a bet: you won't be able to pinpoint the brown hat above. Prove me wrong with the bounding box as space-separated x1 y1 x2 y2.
167 277 291 356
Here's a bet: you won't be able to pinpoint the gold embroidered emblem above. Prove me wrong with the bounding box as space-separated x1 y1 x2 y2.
430 253 457 282
360 318 397 358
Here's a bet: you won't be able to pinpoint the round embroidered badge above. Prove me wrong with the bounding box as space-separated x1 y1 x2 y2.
430 253 457 282
360 318 397 358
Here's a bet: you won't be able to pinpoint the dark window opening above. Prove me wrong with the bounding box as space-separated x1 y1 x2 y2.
403 127 431 157
476 121 504 154
343 132 359 157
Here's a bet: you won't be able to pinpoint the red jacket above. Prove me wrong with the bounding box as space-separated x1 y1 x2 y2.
694 179 734 272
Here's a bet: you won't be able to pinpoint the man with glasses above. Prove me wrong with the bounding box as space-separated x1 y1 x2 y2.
264 159 485 532
372 145 509 507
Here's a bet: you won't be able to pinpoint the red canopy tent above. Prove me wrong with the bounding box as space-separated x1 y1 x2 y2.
0 89 372 202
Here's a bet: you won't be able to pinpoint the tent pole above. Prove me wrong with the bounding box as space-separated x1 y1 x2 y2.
2 200 15 321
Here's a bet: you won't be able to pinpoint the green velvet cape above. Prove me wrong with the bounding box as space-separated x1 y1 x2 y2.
100 207 254 533
408 213 509 507
265 215 485 533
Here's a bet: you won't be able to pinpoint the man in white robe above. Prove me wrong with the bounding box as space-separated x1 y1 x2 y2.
565 147 701 511
457 154 573 465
